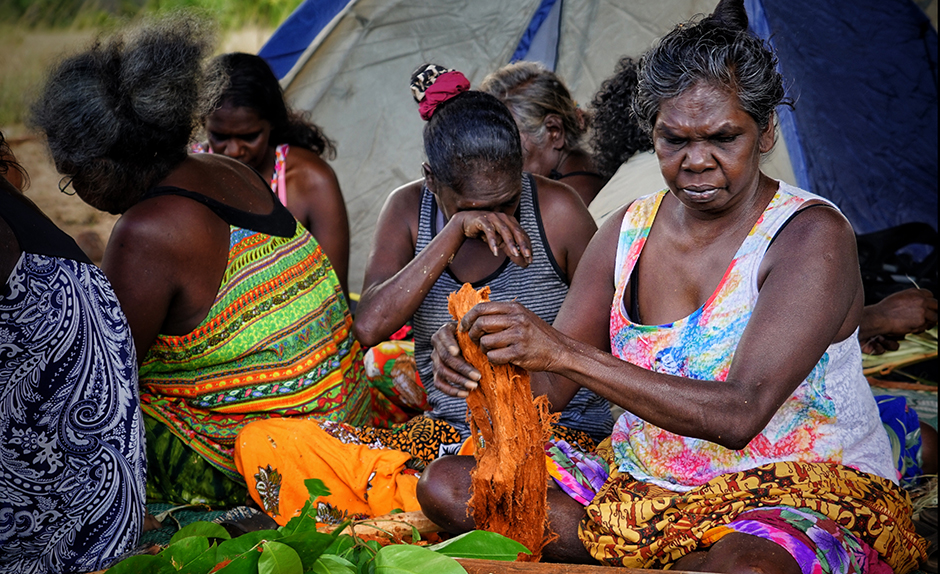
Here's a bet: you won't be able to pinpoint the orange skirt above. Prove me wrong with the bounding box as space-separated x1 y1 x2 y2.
234 418 421 527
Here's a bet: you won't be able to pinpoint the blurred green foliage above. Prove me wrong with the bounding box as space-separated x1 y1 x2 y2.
0 0 300 125
0 0 304 28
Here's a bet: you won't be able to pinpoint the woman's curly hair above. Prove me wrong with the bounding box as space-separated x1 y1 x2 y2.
588 56 653 180
30 13 217 214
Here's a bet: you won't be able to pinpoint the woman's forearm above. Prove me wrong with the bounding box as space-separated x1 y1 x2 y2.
354 225 465 346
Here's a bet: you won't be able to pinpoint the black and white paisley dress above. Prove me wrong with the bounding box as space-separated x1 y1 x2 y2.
0 191 146 574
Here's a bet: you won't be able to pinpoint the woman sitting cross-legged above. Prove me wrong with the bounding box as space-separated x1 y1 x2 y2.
231 64 612 526
421 1 928 570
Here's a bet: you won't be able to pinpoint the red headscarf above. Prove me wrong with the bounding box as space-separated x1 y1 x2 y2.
418 71 471 121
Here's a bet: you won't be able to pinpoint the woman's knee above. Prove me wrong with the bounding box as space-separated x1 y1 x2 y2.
693 533 801 574
416 455 476 533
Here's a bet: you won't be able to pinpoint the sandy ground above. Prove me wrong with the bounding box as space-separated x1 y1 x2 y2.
1 26 273 265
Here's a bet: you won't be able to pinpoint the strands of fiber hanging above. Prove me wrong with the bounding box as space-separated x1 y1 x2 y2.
447 283 558 562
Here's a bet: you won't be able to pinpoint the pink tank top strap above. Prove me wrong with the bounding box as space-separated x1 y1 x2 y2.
272 144 289 206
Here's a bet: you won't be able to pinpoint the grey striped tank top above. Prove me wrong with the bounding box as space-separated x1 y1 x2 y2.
413 173 613 441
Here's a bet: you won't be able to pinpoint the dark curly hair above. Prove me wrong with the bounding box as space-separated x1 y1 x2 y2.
589 56 653 179
205 52 336 159
30 13 216 214
633 0 788 136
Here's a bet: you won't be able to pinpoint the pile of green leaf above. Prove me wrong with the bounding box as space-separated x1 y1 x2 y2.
106 479 530 573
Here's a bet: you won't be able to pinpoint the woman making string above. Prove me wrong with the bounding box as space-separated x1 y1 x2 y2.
231 64 611 525
352 63 611 447
592 52 937 482
422 0 926 570
30 16 372 508
197 52 350 295
480 61 605 207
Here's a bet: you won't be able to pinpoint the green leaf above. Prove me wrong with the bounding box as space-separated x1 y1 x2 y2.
304 478 331 500
279 503 319 536
217 530 281 558
180 543 220 574
170 521 232 544
373 545 466 573
426 530 530 561
213 552 259 574
105 554 172 574
280 497 325 536
216 530 280 572
310 554 357 574
325 534 355 559
280 480 330 535
278 530 338 569
163 535 209 569
357 549 376 574
259 540 303 574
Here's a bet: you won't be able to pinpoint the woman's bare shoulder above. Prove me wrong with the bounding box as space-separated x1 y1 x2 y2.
284 146 339 189
531 174 596 234
531 174 589 214
382 179 426 215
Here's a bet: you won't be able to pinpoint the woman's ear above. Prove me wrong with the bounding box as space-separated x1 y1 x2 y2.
543 114 565 150
422 162 437 192
759 114 776 154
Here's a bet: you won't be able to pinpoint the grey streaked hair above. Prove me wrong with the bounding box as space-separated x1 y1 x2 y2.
30 13 218 214
480 61 587 152
633 0 787 136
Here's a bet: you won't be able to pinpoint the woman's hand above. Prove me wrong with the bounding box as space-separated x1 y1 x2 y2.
451 211 532 268
430 302 565 396
430 322 480 398
460 302 562 371
860 288 938 354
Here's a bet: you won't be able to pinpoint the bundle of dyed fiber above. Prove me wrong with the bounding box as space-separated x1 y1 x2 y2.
447 283 558 562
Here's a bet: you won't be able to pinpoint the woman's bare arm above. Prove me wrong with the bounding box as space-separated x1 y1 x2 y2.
284 148 351 295
445 205 864 449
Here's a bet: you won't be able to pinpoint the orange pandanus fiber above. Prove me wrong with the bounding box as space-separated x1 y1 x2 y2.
447 283 558 562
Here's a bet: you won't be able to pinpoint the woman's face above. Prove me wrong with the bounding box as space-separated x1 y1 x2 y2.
427 162 522 222
653 82 774 215
205 103 273 171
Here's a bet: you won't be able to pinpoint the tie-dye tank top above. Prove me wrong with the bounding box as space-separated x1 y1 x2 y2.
609 181 894 491
138 187 369 480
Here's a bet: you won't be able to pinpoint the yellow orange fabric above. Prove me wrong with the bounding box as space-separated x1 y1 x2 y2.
234 418 420 527
580 439 927 573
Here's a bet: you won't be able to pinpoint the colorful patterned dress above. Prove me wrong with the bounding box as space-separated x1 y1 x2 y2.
608 182 895 490
137 186 370 503
0 191 145 573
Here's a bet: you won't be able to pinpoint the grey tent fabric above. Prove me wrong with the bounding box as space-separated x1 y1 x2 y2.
280 0 715 292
